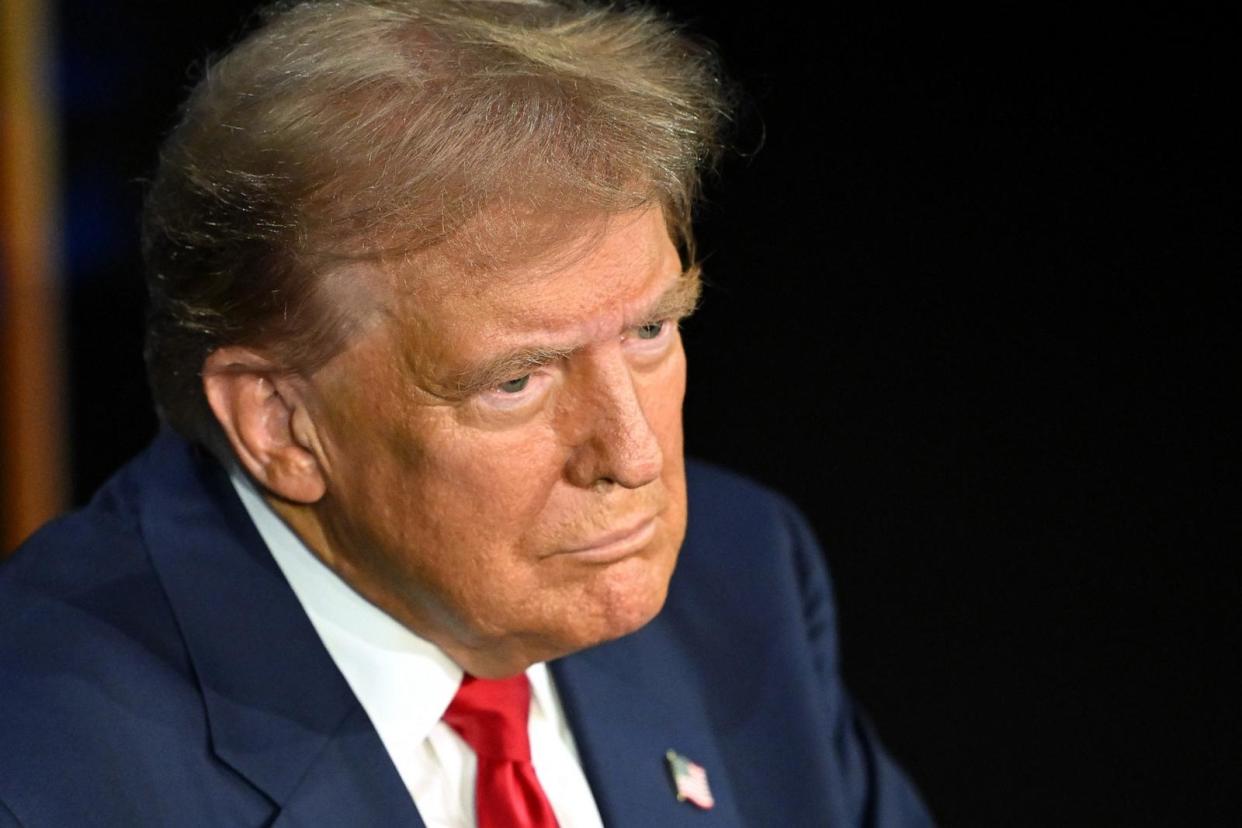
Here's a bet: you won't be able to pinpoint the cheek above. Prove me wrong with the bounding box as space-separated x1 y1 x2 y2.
659 349 689 496
648 345 688 456
400 420 564 549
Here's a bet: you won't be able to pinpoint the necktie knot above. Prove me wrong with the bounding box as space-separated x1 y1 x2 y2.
443 673 533 762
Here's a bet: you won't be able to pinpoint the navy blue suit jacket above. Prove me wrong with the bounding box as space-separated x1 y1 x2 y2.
0 432 932 826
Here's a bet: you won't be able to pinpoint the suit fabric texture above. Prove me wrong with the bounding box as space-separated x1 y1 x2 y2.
0 431 933 826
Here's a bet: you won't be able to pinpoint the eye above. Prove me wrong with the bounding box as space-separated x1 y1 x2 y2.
475 367 555 413
635 320 666 340
496 375 530 393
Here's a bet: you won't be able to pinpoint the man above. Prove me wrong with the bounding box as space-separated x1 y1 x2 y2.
0 1 932 825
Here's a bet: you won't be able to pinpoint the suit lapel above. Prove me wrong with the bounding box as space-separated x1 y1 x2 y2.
136 432 420 825
551 613 746 828
270 705 425 828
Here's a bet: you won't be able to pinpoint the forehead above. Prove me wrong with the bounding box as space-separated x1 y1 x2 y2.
390 207 682 357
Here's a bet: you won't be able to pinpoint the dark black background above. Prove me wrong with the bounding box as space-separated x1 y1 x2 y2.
52 2 1235 825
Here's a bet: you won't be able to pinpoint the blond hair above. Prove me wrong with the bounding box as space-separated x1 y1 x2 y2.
142 0 732 449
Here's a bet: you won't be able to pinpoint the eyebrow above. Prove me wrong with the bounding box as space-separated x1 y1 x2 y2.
447 266 702 397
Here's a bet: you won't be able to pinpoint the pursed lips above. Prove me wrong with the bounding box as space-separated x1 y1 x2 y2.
553 512 661 561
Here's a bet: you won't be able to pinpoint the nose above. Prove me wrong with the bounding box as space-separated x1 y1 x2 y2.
564 348 664 490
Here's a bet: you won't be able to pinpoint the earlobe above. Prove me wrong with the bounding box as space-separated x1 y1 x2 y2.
202 347 327 504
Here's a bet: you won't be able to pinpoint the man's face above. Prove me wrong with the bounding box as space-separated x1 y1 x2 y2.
299 207 694 675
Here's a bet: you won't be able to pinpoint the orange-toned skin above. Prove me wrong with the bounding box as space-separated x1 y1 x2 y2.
207 207 693 678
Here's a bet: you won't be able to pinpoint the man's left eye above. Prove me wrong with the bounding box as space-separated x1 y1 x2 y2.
496 375 531 393
635 321 666 340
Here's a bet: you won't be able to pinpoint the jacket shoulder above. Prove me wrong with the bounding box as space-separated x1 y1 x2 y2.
684 457 802 529
0 446 191 696
0 447 248 824
675 458 832 646
682 458 820 575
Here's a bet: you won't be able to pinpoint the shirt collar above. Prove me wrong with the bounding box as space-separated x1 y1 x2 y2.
228 468 558 749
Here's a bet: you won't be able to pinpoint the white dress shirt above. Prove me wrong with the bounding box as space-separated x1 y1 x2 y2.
231 471 605 828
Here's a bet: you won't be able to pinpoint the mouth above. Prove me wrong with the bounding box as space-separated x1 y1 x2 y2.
555 515 659 564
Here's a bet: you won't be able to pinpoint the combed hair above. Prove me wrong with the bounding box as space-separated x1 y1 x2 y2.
142 0 732 453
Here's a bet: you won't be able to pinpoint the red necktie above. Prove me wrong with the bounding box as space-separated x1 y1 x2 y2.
443 673 561 828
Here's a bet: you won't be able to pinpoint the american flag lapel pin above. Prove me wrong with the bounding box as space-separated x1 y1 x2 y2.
665 749 715 810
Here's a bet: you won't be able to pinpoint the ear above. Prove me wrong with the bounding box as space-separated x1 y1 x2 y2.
202 347 327 504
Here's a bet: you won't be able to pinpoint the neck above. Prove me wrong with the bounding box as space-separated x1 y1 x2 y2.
265 494 539 679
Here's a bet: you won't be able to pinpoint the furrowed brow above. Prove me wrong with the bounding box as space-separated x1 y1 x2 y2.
447 267 703 398
450 345 575 397
642 265 703 323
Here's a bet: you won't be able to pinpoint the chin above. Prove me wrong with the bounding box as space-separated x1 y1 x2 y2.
576 541 678 649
